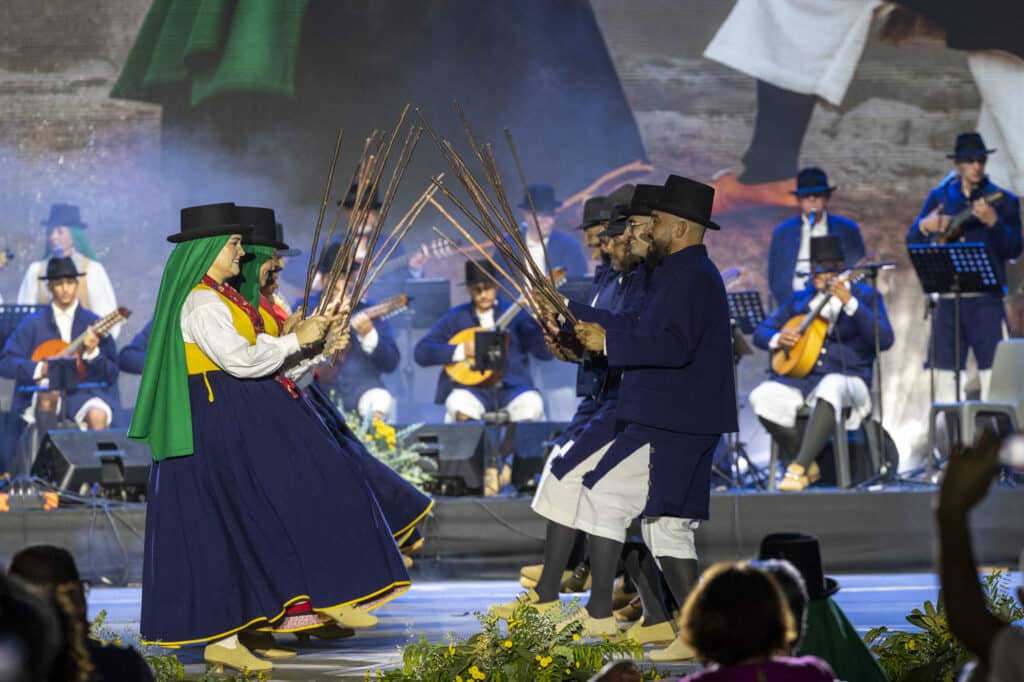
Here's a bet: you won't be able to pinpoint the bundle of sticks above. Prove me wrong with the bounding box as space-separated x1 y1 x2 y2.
416 103 575 325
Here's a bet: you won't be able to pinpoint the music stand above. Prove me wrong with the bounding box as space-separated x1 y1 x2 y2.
0 305 44 349
908 243 1002 403
718 290 768 489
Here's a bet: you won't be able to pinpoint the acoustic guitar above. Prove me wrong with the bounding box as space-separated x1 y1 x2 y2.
770 271 866 379
31 307 131 363
938 191 1003 244
445 268 567 388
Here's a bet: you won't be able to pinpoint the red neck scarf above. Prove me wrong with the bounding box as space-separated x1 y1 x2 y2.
201 275 265 335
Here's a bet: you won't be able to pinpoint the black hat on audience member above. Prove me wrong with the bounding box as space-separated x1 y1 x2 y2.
577 196 608 230
791 167 837 196
809 235 845 271
465 259 498 286
758 532 840 599
38 257 83 281
168 202 249 243
650 174 720 230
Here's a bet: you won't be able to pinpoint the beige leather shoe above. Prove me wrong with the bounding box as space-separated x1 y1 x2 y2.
579 614 619 639
316 604 378 628
203 641 273 673
779 463 810 492
519 565 572 589
238 631 297 659
648 634 697 662
620 619 675 646
489 588 562 620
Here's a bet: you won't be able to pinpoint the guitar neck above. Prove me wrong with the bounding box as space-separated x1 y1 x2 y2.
63 310 124 355
361 296 405 320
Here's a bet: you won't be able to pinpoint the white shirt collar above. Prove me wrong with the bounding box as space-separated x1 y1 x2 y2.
801 210 829 232
51 300 78 321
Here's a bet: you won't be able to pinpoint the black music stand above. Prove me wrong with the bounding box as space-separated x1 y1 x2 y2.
908 243 1002 403
0 304 43 349
717 290 768 489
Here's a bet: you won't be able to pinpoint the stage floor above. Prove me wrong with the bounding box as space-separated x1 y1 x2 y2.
87 573 1021 680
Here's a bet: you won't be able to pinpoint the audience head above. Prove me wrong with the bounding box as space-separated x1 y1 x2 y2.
0 572 61 682
9 546 94 682
679 561 797 666
753 558 810 652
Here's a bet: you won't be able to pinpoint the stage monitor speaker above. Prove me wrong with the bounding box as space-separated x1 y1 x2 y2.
508 421 565 491
406 423 486 495
32 429 152 498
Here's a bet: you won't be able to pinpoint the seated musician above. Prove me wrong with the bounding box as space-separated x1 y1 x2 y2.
749 236 893 491
118 320 151 374
306 241 401 422
414 259 551 423
767 167 865 307
905 132 1022 401
0 257 119 432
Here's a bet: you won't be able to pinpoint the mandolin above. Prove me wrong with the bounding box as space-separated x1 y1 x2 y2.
938 191 1003 244
445 268 567 388
770 271 866 379
31 307 131 362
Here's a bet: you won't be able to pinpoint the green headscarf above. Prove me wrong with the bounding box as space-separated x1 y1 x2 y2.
237 245 274 308
128 235 229 461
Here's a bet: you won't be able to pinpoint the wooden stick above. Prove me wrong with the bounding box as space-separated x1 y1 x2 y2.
431 226 522 305
504 127 553 277
302 127 344 317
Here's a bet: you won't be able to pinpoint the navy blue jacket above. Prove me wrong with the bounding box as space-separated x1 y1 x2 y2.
118 320 151 374
768 214 865 307
754 282 894 394
569 245 738 435
325 299 401 411
905 175 1022 290
0 305 120 419
414 301 552 404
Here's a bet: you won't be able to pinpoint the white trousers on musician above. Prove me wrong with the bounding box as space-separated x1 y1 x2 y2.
533 439 698 560
356 387 396 422
750 374 872 430
22 395 112 431
933 369 993 403
443 388 545 423
704 0 881 106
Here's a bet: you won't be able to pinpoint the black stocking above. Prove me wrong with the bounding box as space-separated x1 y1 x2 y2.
794 400 836 470
758 416 801 462
584 535 624 619
740 80 817 184
657 557 700 611
622 543 669 626
535 521 579 603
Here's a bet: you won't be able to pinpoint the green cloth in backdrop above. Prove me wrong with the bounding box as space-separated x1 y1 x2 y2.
128 235 229 461
237 244 273 308
800 598 890 682
111 0 308 106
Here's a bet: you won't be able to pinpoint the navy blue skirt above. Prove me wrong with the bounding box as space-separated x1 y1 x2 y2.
140 372 410 646
304 383 432 545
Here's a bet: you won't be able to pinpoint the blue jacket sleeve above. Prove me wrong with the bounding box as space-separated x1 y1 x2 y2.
414 311 461 367
117 322 150 374
84 334 120 387
985 193 1023 260
768 227 786 309
907 188 942 244
0 322 39 384
368 317 401 373
843 222 866 264
753 298 796 350
603 278 707 369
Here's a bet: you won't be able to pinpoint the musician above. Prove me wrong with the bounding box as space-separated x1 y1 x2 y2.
498 176 736 650
16 203 121 338
414 259 551 423
496 184 587 281
0 257 119 432
118 320 151 374
905 132 1022 400
750 235 894 492
767 167 865 307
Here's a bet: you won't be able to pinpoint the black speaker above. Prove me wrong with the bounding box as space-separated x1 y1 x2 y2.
508 421 565 490
406 423 486 495
32 429 152 497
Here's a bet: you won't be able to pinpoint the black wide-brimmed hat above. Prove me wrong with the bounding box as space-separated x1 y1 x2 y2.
39 256 83 281
947 132 996 160
791 167 837 196
650 174 720 230
274 223 301 257
340 183 383 209
518 184 562 212
758 532 840 600
810 235 845 270
168 202 250 243
577 196 608 230
602 184 636 223
599 206 629 238
238 206 288 250
621 183 661 218
41 203 86 229
465 259 498 286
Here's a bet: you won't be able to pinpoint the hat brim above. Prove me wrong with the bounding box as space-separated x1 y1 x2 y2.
41 221 87 229
517 201 562 211
813 577 841 599
244 237 291 250
167 225 251 243
277 247 302 257
39 271 84 280
790 185 837 196
577 219 605 231
947 149 996 159
651 203 721 231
